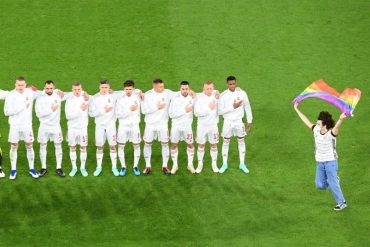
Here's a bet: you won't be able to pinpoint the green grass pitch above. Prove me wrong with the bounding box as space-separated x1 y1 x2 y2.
0 0 369 246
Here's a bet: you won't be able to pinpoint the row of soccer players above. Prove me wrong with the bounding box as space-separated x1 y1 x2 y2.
0 76 252 179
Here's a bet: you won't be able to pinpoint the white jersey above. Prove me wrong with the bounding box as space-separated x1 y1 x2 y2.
194 92 219 126
169 93 193 127
65 93 89 129
89 93 118 127
4 88 40 128
115 93 141 126
0 90 8 100
313 125 338 162
35 91 64 130
142 89 175 125
219 88 253 123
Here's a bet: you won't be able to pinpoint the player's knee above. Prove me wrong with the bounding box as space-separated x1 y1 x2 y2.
70 146 76 152
118 143 125 149
237 137 245 142
210 144 217 149
25 143 33 149
133 143 140 149
80 146 86 152
97 146 103 151
109 145 116 152
171 143 178 149
10 143 18 150
187 144 194 149
145 142 152 146
223 138 231 145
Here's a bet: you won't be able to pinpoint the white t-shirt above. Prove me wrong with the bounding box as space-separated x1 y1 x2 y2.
312 125 338 162
169 93 193 127
219 88 253 124
194 92 219 127
65 93 89 129
141 89 175 125
35 91 64 130
115 93 141 126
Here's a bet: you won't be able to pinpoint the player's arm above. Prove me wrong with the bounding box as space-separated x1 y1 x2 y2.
65 99 81 121
88 98 104 117
0 90 9 100
243 91 253 124
218 93 233 115
4 96 26 116
194 97 209 117
293 103 314 129
169 98 186 119
332 113 347 136
141 93 159 114
35 97 54 118
115 100 131 119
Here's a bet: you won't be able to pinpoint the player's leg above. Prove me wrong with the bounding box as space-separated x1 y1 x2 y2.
220 121 232 173
79 128 88 176
8 127 20 179
132 126 141 176
196 126 206 173
325 160 346 210
184 127 195 173
25 142 38 178
117 125 127 176
106 126 118 176
94 126 105 176
53 129 65 177
170 126 180 174
38 127 48 177
209 127 219 173
69 145 78 177
0 146 4 178
143 125 154 174
235 123 249 173
159 127 170 175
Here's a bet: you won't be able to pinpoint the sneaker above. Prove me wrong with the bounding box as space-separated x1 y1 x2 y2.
195 163 203 174
219 163 228 174
56 169 66 177
119 167 127 176
39 168 47 177
133 167 141 176
69 168 78 177
112 168 119 176
239 163 250 174
80 168 88 177
162 166 171 175
143 166 152 175
187 165 196 174
94 167 102 177
212 163 219 173
0 168 5 178
9 170 17 180
29 169 39 178
171 165 178 174
334 202 347 211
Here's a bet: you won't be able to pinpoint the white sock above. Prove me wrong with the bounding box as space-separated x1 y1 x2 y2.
222 139 230 164
118 144 126 168
211 147 218 165
55 144 63 169
96 150 103 168
144 144 152 167
26 147 35 169
110 151 117 169
70 150 77 169
162 143 169 167
238 139 246 164
10 147 18 170
133 144 140 168
187 146 194 166
197 147 205 165
171 147 178 167
80 151 87 169
40 144 47 169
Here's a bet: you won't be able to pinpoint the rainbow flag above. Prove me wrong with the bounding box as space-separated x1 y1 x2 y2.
292 79 361 116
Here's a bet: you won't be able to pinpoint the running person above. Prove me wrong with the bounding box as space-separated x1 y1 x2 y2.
294 103 348 211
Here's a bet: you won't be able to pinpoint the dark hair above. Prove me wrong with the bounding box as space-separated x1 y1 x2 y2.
227 76 236 82
124 80 135 88
72 81 81 87
153 79 163 84
100 80 109 84
180 81 189 86
45 80 54 85
318 111 335 129
16 76 25 81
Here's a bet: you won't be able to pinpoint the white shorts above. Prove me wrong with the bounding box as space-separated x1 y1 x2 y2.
196 125 219 145
222 120 246 138
8 126 34 143
143 124 169 143
95 125 117 146
38 126 63 144
117 124 141 144
171 125 193 144
67 127 88 147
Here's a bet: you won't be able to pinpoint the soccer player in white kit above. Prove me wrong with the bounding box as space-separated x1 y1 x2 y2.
115 80 142 176
194 81 220 173
89 80 119 177
219 76 253 174
169 81 195 174
3 76 40 179
35 80 67 177
141 79 175 175
65 82 90 177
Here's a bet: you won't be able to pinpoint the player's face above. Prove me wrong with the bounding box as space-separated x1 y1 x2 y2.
227 80 237 92
180 85 190 97
15 80 26 93
100 84 110 95
44 83 55 96
153 83 164 93
124 86 134 96
316 120 327 130
203 83 214 96
72 85 82 97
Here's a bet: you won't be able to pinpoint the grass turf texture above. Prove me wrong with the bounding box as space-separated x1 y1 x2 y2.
0 0 370 246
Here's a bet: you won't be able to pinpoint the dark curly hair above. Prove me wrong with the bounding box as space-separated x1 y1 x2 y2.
318 111 335 129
